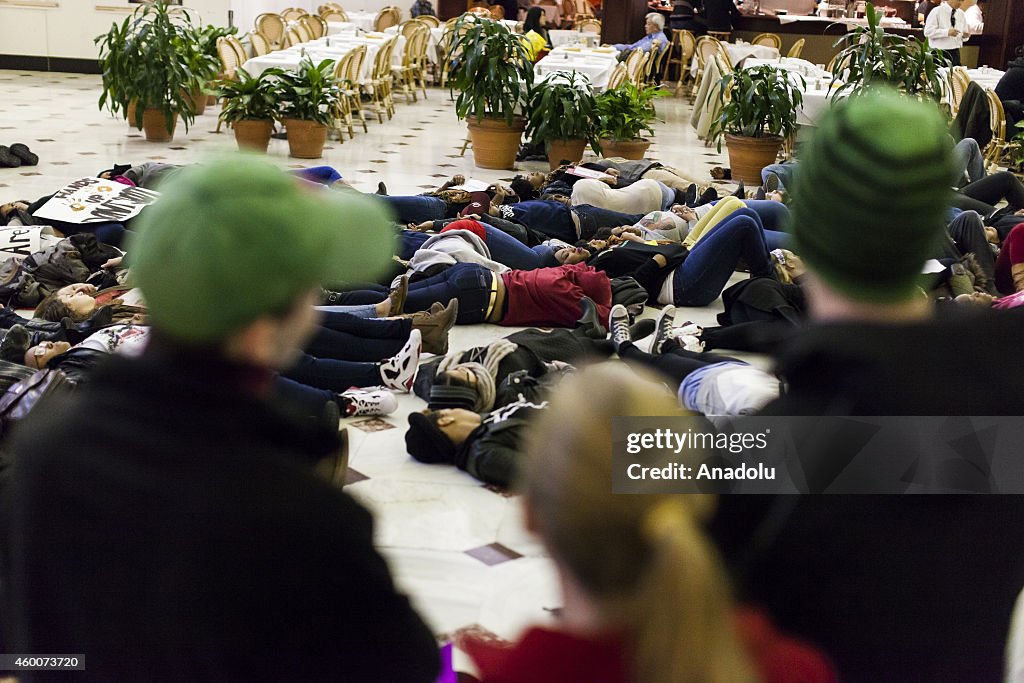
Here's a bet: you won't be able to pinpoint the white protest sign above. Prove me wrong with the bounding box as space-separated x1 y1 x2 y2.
33 177 160 225
566 166 614 182
451 179 492 192
0 226 63 261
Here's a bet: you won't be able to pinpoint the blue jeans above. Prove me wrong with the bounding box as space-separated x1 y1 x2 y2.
761 163 798 192
484 225 558 270
282 353 383 392
379 195 448 224
404 263 492 323
952 138 985 187
306 312 412 362
316 304 377 318
400 230 432 260
574 204 645 241
271 376 337 417
673 210 773 307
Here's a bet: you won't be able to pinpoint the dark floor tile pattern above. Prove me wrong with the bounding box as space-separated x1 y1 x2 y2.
465 543 523 566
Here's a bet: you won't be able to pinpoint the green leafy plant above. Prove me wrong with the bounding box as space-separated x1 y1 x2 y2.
594 82 666 142
525 72 600 151
446 15 533 125
273 57 343 126
709 65 804 147
1010 120 1024 173
183 25 229 89
211 67 283 124
829 2 948 101
95 1 202 134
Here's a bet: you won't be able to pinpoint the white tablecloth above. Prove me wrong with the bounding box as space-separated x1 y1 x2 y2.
535 46 618 91
548 29 599 48
338 11 379 32
242 35 406 84
689 42 781 78
965 67 1005 91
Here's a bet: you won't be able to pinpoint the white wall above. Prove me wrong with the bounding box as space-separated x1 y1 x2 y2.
0 0 231 61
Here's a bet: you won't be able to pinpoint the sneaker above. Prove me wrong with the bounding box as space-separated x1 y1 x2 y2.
651 305 677 355
379 329 421 392
608 304 631 352
672 333 705 353
338 387 398 416
764 171 780 193
671 321 703 338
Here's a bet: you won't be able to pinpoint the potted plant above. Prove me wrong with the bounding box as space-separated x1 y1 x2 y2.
594 82 665 160
526 72 601 170
211 67 282 153
95 1 199 142
708 65 804 185
829 2 948 101
185 24 235 115
274 57 342 159
447 14 533 169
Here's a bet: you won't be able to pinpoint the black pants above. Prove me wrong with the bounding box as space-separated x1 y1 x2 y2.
957 171 1024 213
618 341 740 385
942 48 961 67
943 210 997 286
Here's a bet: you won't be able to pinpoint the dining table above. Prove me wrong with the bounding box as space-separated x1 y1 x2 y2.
548 29 600 48
534 45 619 91
241 34 406 83
689 41 781 78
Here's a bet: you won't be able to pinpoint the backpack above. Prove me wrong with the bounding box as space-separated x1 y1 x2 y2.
0 367 69 436
610 276 649 317
20 239 91 298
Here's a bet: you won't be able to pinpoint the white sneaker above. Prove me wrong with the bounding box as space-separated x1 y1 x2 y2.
378 329 421 392
339 387 398 417
670 321 703 338
608 304 631 352
672 333 705 353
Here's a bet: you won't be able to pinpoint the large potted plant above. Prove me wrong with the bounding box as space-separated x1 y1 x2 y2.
709 65 804 185
526 72 601 170
829 2 948 101
211 67 282 153
186 24 235 115
275 57 342 159
447 15 533 169
95 1 199 142
594 82 665 160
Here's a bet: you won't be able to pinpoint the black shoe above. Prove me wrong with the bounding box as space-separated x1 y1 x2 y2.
675 183 696 207
376 181 388 195
763 172 780 193
9 144 37 166
271 131 288 140
0 146 22 168
575 296 606 339
321 289 344 305
754 187 766 201
608 304 632 353
730 180 745 199
0 324 31 362
651 305 677 355
694 187 718 206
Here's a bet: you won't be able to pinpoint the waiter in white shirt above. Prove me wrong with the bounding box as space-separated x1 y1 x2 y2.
924 0 967 66
963 0 984 35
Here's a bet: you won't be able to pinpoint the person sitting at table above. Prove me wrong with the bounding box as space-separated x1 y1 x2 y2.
410 0 436 17
612 12 668 56
995 44 1024 128
522 7 552 61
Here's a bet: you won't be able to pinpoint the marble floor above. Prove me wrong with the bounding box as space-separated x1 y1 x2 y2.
0 69 742 671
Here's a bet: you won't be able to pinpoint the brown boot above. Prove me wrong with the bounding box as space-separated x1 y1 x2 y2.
410 298 458 355
1013 263 1024 292
388 275 408 315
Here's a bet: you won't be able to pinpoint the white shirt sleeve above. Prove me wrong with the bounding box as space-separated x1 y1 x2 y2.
923 3 949 43
963 4 983 33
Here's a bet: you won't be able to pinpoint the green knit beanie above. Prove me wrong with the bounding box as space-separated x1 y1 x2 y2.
789 89 954 303
127 156 396 343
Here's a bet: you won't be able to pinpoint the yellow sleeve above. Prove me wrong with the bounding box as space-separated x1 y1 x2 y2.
682 196 746 250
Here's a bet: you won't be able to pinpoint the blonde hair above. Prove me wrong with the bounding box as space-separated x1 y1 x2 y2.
520 363 755 683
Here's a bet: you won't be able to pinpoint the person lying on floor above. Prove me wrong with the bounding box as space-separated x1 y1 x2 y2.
343 261 613 328
377 175 509 224
569 177 679 215
493 196 645 244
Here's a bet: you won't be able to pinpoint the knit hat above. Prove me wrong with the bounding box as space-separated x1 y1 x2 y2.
789 89 954 303
127 157 396 343
442 219 487 242
405 412 457 464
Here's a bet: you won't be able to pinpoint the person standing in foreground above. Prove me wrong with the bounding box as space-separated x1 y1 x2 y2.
711 90 1024 682
0 158 440 682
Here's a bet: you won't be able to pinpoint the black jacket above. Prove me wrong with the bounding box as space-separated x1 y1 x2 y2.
700 0 742 32
0 349 439 682
712 310 1024 682
995 58 1024 104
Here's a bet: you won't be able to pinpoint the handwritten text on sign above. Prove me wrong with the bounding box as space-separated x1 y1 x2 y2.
33 177 161 225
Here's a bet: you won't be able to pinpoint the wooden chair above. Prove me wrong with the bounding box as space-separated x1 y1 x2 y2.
624 48 648 85
214 37 242 133
400 20 423 38
322 9 348 22
256 13 286 49
319 2 344 14
714 39 733 70
948 66 969 115
662 29 694 95
281 7 309 21
344 44 371 133
606 62 628 90
751 32 781 50
577 18 601 33
374 6 401 31
226 35 249 62
304 15 328 39
418 14 441 27
296 21 315 43
707 30 730 41
646 42 666 85
249 31 272 57
983 88 1011 171
282 27 302 48
394 24 429 103
368 37 398 121
691 35 719 98
787 37 805 59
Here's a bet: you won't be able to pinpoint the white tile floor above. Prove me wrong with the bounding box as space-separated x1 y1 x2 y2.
0 70 744 666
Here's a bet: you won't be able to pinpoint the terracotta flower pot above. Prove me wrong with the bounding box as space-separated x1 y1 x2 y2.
547 138 588 170
186 87 207 116
233 119 275 153
724 134 784 185
467 117 526 170
598 137 651 161
126 100 140 129
207 94 217 106
283 118 329 159
142 108 177 143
